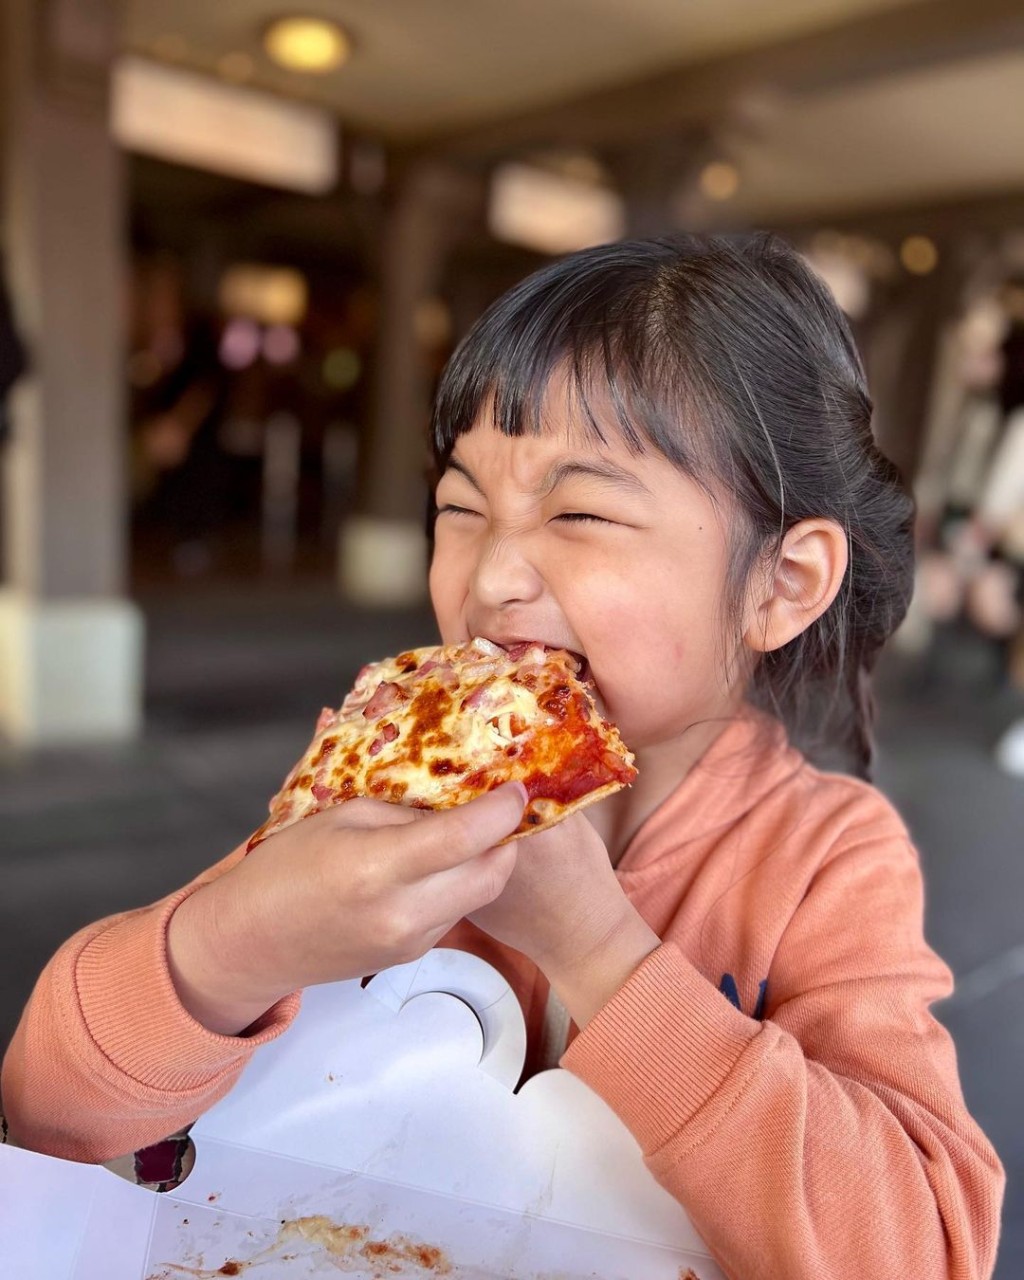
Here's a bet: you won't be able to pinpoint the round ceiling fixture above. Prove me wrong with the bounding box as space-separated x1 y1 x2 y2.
698 160 740 202
263 16 351 74
900 235 938 276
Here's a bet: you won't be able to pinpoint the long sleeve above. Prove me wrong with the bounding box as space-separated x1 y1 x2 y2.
1 844 300 1163
562 835 1005 1280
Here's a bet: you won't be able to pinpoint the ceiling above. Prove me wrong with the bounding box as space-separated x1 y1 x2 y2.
118 0 1024 224
689 49 1024 224
121 0 924 139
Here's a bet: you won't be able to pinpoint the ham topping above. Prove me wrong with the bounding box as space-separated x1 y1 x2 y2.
363 681 409 721
314 707 337 735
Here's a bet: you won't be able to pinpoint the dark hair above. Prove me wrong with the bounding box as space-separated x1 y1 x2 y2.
431 234 915 777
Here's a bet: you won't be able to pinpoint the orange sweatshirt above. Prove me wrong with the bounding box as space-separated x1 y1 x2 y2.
1 716 1004 1279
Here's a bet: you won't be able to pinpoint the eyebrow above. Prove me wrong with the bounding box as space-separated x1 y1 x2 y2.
445 456 651 498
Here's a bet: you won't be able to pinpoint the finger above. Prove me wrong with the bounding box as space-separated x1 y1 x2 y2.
394 782 528 880
313 797 424 834
420 841 519 924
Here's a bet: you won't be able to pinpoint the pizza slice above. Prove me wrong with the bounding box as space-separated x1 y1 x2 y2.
247 637 636 850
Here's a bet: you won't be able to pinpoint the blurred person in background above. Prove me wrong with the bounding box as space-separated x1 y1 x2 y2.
131 314 233 578
921 314 1024 773
910 297 1024 737
971 319 1024 774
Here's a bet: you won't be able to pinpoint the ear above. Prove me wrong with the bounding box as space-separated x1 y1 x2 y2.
744 519 849 654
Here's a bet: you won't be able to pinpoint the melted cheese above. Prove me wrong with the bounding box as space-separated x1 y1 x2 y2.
248 638 635 850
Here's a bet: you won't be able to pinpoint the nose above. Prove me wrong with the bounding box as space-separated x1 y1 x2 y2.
471 531 544 610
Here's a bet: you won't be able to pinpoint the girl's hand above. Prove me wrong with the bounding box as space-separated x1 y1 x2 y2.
467 813 660 1029
167 784 527 1035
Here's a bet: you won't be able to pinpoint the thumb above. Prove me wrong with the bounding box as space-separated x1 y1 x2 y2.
413 782 528 871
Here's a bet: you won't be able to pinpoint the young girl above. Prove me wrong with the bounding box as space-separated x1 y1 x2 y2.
2 235 1004 1278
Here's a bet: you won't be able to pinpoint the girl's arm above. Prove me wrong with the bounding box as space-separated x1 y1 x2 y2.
1 786 527 1164
0 843 299 1163
560 835 1005 1280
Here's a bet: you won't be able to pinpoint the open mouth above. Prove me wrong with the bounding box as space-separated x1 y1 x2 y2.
567 650 592 683
482 637 592 683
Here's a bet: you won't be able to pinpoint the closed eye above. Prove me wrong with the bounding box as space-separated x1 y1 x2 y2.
554 512 613 525
436 503 482 518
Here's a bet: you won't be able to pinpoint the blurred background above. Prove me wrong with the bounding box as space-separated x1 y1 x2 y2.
1 0 1022 1270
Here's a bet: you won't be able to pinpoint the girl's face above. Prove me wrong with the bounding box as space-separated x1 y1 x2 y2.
430 400 750 757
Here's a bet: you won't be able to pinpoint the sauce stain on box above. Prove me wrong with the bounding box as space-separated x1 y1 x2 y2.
148 1214 454 1278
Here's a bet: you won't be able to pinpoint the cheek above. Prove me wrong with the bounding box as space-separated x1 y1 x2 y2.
427 547 444 600
584 565 715 690
577 560 668 644
583 593 666 689
428 544 465 636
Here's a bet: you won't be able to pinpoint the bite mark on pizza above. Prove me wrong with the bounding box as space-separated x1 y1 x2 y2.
247 638 636 850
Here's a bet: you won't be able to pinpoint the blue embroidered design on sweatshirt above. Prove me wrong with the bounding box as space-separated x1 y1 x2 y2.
719 973 768 1020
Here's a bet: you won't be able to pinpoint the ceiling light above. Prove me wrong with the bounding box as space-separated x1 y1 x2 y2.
699 161 740 202
264 16 350 74
112 57 338 194
803 249 870 320
219 264 309 326
489 163 625 256
900 235 938 276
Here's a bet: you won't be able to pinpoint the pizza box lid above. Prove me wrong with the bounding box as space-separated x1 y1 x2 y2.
0 948 725 1279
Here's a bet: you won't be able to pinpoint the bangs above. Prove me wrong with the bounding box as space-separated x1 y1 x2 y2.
431 240 714 484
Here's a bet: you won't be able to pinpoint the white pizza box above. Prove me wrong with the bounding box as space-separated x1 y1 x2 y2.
0 948 726 1279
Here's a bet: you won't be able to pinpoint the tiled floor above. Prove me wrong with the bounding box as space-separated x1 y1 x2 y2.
1 583 1021 1276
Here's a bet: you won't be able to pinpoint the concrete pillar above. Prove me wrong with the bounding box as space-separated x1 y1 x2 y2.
339 161 483 606
0 0 143 744
606 132 709 238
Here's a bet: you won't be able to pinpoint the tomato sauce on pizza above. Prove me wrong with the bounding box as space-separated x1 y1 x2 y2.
247 638 636 850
